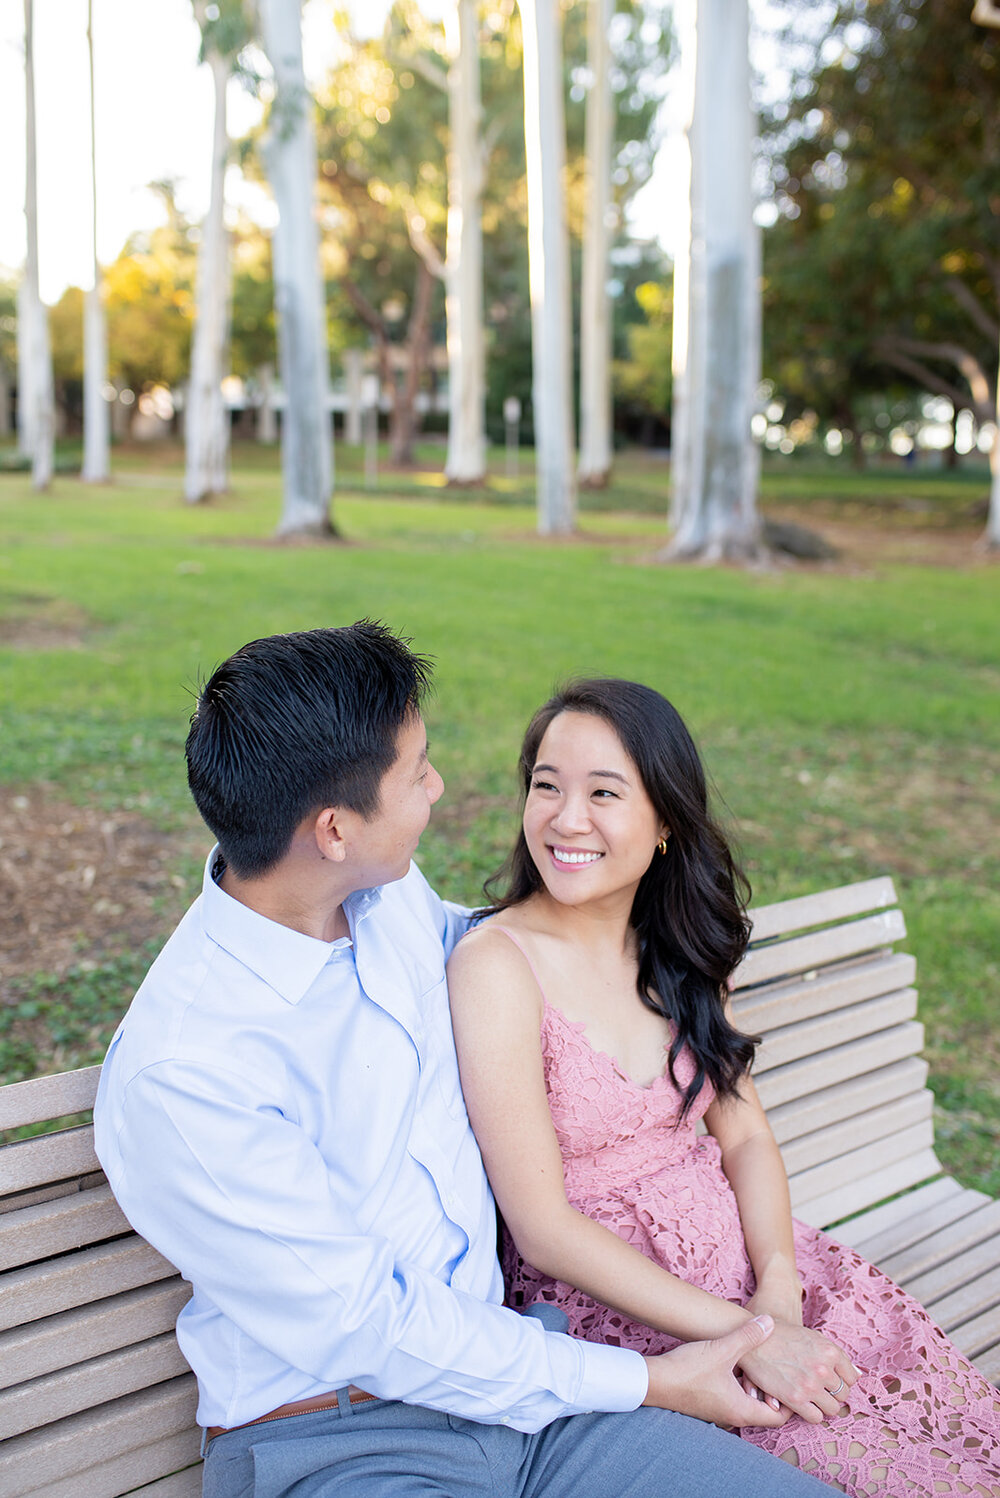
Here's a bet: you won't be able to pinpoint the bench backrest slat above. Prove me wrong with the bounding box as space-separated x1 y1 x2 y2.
0 1331 191 1442
748 875 897 942
4 1127 101 1196
0 1280 191 1390
0 1067 101 1133
0 1181 130 1271
0 1377 199 1498
0 1237 178 1333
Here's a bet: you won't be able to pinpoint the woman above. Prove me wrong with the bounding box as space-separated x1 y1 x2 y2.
448 679 1000 1496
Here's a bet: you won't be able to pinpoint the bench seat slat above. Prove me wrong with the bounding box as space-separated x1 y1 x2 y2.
0 1068 101 1132
914 1262 1000 1332
791 1147 941 1229
875 1199 1000 1291
0 1237 178 1332
828 1177 974 1253
736 908 905 988
1 1126 100 1196
0 1279 191 1390
0 1332 192 1441
0 1377 198 1498
0 1181 131 1272
734 951 916 1033
755 1021 925 1110
780 1091 933 1179
748 877 898 943
945 1310 1000 1371
766 1058 928 1147
755 989 917 1074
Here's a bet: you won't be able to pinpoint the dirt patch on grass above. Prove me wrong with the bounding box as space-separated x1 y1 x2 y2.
761 505 994 572
0 594 94 651
0 783 202 992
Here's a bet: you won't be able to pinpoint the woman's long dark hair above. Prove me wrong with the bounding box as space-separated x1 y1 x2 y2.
485 679 757 1119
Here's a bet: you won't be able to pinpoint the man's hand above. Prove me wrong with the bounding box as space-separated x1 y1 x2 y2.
737 1319 859 1424
642 1315 792 1429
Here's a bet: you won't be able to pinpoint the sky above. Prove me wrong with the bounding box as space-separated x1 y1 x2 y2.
0 0 704 306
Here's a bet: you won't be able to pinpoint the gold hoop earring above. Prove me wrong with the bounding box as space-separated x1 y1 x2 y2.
657 836 669 856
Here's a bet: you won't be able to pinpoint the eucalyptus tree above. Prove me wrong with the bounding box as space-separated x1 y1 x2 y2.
20 0 54 490
577 0 614 489
667 0 761 562
81 0 109 483
258 0 336 536
442 0 487 484
185 1 250 503
519 0 576 535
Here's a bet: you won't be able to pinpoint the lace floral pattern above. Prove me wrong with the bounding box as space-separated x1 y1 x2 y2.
504 1001 1000 1497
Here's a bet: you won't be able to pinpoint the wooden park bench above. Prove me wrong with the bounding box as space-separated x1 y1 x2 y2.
1 874 998 1497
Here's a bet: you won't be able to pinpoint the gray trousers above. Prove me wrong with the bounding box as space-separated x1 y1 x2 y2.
203 1394 831 1498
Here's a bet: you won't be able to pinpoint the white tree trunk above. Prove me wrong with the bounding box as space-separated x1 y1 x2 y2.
258 0 335 536
986 343 1000 548
343 347 363 445
23 0 54 490
16 278 34 458
0 362 10 436
520 0 576 534
81 0 109 483
667 0 761 561
185 30 231 503
578 0 614 488
443 0 486 485
256 362 278 443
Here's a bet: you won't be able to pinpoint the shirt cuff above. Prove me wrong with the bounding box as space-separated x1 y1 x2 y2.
574 1342 649 1414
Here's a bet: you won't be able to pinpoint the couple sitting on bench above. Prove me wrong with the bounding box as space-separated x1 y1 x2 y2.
95 622 1000 1497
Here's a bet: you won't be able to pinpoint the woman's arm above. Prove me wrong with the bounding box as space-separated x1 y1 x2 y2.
704 1070 860 1407
703 1079 805 1325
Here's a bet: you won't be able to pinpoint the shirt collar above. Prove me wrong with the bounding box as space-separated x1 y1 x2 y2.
199 848 381 1005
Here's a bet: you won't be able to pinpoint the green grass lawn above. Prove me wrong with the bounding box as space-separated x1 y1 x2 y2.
1 442 997 1190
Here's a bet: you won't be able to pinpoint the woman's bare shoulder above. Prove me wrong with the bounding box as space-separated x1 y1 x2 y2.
447 912 545 1010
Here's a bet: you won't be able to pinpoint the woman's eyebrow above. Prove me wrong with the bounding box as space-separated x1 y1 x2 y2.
532 762 629 785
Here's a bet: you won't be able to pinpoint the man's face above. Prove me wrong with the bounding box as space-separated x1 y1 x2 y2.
350 714 444 887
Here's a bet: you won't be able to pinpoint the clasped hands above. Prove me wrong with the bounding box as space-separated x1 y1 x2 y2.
737 1314 859 1424
642 1308 859 1432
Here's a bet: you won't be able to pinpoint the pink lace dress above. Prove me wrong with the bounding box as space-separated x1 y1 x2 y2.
503 995 1000 1496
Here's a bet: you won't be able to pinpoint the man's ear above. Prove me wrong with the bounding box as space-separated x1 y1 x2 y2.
313 806 349 863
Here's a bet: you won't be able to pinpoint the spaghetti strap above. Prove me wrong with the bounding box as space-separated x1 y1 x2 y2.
487 925 548 1002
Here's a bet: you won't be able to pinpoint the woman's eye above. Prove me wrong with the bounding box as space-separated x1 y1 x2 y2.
592 788 618 799
531 778 557 792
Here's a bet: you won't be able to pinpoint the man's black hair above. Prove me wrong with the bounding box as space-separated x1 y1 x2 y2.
185 621 432 878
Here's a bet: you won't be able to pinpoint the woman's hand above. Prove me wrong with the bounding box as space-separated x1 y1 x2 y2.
736 1318 860 1424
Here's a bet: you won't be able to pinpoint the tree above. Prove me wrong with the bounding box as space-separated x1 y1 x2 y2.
185 1 248 503
258 0 336 537
442 0 487 484
578 0 614 488
519 0 576 535
667 0 761 561
21 0 54 489
769 0 999 542
81 0 110 483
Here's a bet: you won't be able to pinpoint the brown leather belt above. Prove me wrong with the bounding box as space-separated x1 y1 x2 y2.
205 1385 377 1443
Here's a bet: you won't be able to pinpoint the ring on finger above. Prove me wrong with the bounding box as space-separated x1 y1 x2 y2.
829 1376 845 1397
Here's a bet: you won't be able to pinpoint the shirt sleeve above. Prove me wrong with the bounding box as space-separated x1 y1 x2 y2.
101 1053 648 1433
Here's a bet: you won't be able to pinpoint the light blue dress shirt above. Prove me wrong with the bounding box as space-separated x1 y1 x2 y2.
94 853 647 1433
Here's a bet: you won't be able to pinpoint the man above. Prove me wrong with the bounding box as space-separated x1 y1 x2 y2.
96 622 831 1497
